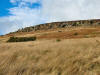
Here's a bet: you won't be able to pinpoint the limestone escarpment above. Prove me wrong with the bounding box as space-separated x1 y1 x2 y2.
17 19 100 32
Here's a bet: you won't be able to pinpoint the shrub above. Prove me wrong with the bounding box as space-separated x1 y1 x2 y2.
73 32 78 36
7 36 36 42
90 21 93 24
72 23 77 26
56 39 61 42
58 30 62 32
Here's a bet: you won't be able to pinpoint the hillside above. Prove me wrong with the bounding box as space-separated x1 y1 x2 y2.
1 19 100 75
0 19 98 41
0 38 100 75
16 19 100 33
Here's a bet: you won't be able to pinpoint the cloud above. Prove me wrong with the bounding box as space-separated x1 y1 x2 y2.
10 0 38 4
0 0 42 34
0 7 44 34
8 7 42 25
10 0 16 4
10 0 40 6
0 0 100 34
0 17 19 34
42 0 100 22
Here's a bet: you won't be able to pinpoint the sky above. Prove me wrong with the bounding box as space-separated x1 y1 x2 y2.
0 0 100 35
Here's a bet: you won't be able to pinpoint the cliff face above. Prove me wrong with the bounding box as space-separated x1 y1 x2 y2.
17 19 100 32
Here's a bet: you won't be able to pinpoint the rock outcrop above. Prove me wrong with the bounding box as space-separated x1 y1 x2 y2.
17 19 100 32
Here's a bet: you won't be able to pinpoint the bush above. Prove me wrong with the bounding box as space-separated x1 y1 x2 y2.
90 21 93 24
56 39 61 42
58 30 62 32
73 32 78 36
7 36 36 42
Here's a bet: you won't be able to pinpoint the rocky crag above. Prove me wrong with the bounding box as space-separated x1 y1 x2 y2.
16 19 100 32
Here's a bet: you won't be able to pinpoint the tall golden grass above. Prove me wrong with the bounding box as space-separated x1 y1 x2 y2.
0 37 100 75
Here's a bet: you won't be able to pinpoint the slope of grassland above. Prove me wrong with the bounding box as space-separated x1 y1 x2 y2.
4 26 100 40
0 37 100 75
1 25 100 75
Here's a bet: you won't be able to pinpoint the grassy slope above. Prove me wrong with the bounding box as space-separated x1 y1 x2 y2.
4 26 100 40
0 38 100 75
1 27 100 75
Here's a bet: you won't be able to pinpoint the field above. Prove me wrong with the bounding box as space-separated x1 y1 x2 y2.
0 26 100 75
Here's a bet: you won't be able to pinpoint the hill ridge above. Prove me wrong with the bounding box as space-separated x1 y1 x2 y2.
16 19 100 33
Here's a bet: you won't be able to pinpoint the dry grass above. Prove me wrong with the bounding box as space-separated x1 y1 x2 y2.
4 26 100 40
0 37 100 75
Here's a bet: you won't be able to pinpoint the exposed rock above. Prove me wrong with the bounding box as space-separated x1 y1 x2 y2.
17 19 100 32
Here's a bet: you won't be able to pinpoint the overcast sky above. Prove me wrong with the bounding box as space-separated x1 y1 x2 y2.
0 0 100 35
